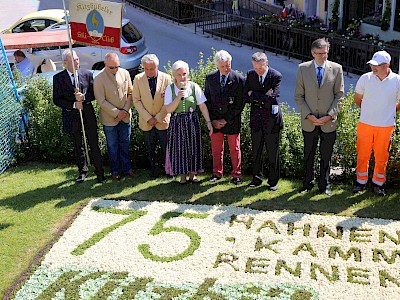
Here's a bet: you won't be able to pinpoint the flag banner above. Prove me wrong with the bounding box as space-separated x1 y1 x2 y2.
69 0 122 49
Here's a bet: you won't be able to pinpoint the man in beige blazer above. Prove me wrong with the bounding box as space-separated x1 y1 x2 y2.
132 54 172 178
94 52 134 181
294 38 344 195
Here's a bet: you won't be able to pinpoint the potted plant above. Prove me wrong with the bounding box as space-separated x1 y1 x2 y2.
329 0 340 31
381 0 391 31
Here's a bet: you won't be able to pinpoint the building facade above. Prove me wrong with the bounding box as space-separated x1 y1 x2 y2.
277 0 400 41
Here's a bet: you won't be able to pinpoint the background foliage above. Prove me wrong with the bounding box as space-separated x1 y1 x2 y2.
19 53 400 184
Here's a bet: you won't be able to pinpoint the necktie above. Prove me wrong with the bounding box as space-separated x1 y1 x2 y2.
70 73 74 84
149 77 156 98
317 67 322 87
259 76 263 86
221 74 226 89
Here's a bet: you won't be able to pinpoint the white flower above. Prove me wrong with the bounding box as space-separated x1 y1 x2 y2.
14 199 400 299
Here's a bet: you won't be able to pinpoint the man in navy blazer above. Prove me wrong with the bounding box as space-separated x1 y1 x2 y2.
244 52 283 191
205 50 245 184
53 50 105 184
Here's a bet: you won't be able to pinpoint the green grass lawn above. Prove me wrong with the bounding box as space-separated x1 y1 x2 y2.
1 162 399 298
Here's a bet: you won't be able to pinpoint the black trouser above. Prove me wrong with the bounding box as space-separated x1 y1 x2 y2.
302 127 336 190
71 113 104 177
144 127 167 176
251 126 280 186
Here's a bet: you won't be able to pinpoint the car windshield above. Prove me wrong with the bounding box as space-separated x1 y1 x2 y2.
121 22 142 43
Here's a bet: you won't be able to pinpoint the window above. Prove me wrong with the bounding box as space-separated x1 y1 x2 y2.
12 20 40 33
121 22 142 43
394 0 400 31
12 19 58 33
362 0 383 26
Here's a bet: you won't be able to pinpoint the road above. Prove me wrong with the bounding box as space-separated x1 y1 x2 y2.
1 0 360 109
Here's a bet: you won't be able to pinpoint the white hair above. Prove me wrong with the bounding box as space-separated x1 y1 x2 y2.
214 50 232 64
171 60 189 75
141 54 159 66
252 52 268 63
62 49 77 61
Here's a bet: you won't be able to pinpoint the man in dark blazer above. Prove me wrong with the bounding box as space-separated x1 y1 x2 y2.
294 38 344 195
244 52 283 191
53 50 105 184
205 50 245 184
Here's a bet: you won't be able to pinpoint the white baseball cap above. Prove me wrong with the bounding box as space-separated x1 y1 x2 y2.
367 50 391 65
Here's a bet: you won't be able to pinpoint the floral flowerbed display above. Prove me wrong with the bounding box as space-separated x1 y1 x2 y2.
13 200 400 299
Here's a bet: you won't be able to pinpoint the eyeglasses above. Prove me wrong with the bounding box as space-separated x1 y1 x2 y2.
313 52 328 56
108 65 120 70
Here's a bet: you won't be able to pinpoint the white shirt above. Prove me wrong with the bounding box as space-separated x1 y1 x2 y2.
15 57 34 77
355 70 400 126
164 81 207 105
67 70 77 85
259 67 269 83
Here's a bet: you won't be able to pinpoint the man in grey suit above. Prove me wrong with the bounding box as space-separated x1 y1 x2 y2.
294 38 344 195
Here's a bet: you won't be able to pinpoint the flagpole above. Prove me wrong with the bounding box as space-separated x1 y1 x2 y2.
62 0 91 166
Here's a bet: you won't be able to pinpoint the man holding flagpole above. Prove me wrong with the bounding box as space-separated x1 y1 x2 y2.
53 49 106 184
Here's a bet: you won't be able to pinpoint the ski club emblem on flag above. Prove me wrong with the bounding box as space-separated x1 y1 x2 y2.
69 0 122 49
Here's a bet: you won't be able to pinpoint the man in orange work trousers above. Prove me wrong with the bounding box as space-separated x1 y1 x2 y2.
353 51 400 196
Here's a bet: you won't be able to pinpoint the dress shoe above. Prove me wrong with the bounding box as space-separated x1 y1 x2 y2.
248 177 262 187
125 170 136 177
319 187 331 195
189 178 201 184
209 175 221 182
373 185 386 196
111 173 121 181
269 185 278 191
352 183 365 193
299 187 312 194
231 177 242 185
75 173 87 183
97 176 106 184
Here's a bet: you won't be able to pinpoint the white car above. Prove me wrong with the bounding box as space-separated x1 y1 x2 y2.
5 11 148 77
1 9 67 34
42 19 148 76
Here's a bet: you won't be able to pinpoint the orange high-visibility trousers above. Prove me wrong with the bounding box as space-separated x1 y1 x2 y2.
356 122 394 186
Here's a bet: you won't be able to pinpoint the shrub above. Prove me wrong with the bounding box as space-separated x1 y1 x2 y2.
279 104 303 178
333 86 359 181
21 75 74 163
381 0 392 31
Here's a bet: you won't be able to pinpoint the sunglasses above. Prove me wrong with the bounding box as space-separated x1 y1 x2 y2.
108 65 120 70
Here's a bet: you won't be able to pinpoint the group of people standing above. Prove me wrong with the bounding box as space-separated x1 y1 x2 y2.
294 38 400 196
53 37 400 196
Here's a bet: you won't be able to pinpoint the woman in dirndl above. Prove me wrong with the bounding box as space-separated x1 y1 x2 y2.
164 60 213 184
